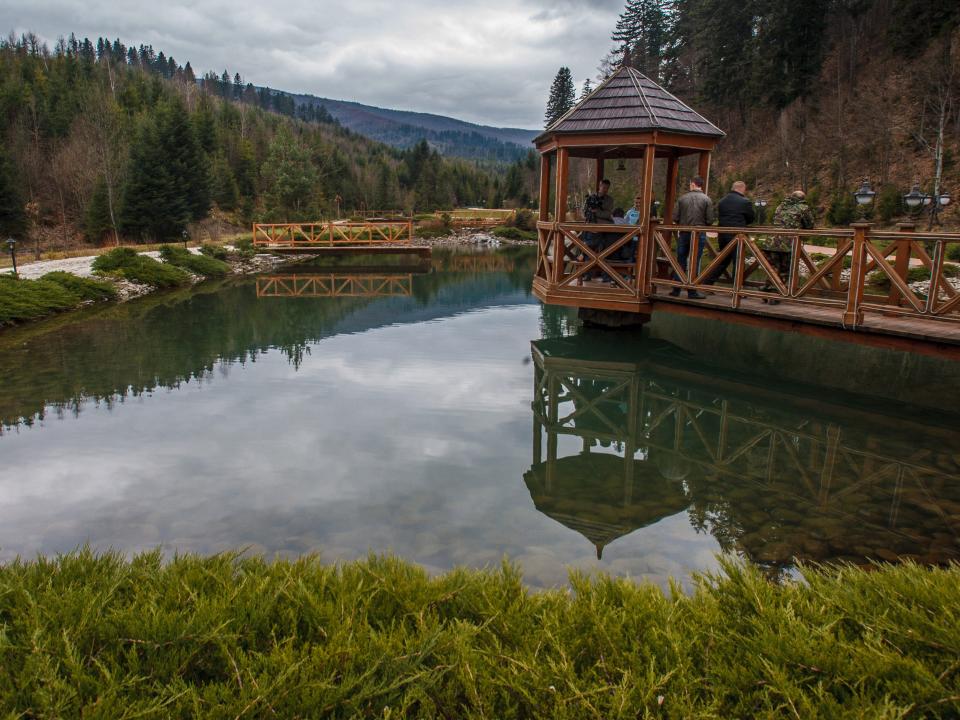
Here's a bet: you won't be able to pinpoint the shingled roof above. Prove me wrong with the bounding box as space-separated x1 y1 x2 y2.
538 66 724 140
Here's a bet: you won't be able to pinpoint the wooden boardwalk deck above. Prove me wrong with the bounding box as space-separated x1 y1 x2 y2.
649 285 960 357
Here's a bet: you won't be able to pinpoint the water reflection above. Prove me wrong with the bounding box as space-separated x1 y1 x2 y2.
256 273 415 298
528 333 960 574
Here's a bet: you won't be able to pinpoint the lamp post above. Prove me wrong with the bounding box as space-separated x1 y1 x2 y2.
903 180 951 228
754 198 768 224
854 178 876 219
5 238 16 274
181 229 189 249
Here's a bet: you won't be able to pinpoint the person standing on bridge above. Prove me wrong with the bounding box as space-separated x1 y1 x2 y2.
762 190 815 304
670 176 713 299
705 180 754 286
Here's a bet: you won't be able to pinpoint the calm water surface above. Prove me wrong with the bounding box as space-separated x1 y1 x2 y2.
1 248 958 588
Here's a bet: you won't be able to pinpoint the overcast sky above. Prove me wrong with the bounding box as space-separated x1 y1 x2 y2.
5 0 622 129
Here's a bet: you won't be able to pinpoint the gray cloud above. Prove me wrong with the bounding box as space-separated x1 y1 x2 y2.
5 0 622 128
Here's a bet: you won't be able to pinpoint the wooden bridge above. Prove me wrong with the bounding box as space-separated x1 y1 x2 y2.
252 221 429 258
528 336 960 567
255 273 413 298
533 66 960 348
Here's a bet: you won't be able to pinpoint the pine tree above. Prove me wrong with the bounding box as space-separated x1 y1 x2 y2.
210 153 240 210
119 119 188 241
0 148 25 238
580 79 593 101
611 0 674 81
119 98 208 240
261 128 317 220
84 178 114 242
544 67 576 128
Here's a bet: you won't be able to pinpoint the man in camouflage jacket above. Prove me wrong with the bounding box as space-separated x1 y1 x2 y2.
761 191 815 301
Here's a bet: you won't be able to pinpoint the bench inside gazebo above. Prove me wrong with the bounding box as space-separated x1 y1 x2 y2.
533 66 725 314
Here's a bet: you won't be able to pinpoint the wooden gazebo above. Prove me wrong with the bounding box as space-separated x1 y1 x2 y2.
533 66 725 313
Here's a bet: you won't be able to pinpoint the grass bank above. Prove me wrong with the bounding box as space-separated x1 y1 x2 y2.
0 272 116 326
0 552 956 718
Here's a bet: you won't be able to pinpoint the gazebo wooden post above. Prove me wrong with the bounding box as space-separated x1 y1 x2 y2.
635 144 657 298
538 152 552 222
595 157 604 193
664 151 680 224
553 148 570 283
698 151 711 193
555 148 570 221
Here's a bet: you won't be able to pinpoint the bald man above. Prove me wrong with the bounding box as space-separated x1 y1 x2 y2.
705 180 755 286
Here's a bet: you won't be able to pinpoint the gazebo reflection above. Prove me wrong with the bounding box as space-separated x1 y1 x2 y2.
526 333 960 572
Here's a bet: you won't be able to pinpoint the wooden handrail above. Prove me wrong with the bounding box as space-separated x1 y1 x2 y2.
534 220 960 332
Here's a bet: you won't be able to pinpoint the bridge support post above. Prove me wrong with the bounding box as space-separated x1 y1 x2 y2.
843 222 871 327
889 222 915 307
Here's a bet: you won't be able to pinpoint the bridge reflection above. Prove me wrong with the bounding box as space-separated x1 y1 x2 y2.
256 273 414 298
527 334 960 571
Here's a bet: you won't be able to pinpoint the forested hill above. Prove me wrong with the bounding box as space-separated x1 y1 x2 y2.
0 33 531 252
589 0 960 226
288 94 537 162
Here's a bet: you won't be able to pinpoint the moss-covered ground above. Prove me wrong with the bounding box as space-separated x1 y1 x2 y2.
0 551 956 718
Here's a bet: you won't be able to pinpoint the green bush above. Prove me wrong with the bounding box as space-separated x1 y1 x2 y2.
414 220 451 239
232 237 256 260
826 193 857 226
493 226 537 242
92 247 190 288
0 551 957 717
946 244 960 262
158 245 230 277
0 273 83 325
198 243 230 261
39 271 117 302
876 184 903 223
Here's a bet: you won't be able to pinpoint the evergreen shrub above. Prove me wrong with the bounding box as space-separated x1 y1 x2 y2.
0 552 956 717
159 245 230 277
198 243 230 261
0 272 115 325
493 226 537 242
92 248 190 288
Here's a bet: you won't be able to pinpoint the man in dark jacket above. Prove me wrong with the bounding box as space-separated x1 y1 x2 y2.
670 176 713 298
705 181 754 285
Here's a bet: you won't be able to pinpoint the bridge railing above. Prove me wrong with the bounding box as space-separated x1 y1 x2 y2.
255 273 413 298
535 220 960 327
253 221 414 248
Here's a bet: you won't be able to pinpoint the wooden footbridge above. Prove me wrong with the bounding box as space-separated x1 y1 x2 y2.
252 220 430 258
528 336 960 568
534 66 960 349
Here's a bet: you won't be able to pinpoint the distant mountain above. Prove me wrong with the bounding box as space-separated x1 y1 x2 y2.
285 92 538 163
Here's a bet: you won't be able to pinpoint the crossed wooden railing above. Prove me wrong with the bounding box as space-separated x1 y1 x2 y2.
255 273 413 298
534 220 960 327
253 221 413 248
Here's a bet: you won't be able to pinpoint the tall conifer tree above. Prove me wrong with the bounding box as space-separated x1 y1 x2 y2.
544 67 576 128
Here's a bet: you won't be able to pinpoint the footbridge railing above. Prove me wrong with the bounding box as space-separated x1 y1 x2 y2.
253 221 414 248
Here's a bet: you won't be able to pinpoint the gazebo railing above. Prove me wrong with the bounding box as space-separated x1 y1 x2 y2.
536 221 645 296
653 224 960 325
536 220 960 327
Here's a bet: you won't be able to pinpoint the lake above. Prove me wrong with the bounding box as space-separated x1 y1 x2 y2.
1 247 958 588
